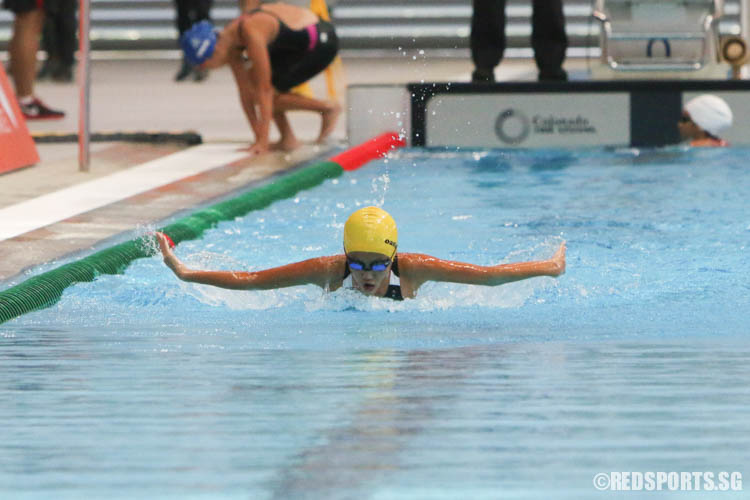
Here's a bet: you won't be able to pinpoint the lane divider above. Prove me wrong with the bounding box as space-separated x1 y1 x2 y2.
330 132 406 170
0 132 405 325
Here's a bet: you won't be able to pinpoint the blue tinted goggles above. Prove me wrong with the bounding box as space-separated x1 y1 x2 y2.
347 256 391 272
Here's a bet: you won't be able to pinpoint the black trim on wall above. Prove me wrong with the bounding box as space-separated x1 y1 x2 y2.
630 91 683 147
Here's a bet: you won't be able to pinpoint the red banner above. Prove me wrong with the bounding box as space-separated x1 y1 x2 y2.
0 64 39 174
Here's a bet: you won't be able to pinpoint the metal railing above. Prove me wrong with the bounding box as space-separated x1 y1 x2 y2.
2 0 739 53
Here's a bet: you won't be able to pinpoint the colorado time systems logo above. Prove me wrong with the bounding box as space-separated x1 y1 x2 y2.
494 108 597 145
494 108 530 145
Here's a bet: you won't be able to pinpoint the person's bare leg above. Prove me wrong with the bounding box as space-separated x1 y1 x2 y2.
9 9 44 98
317 101 341 144
270 110 301 151
274 92 341 143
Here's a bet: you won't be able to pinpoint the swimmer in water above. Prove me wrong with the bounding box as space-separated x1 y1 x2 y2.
678 94 733 147
180 1 341 155
156 206 566 301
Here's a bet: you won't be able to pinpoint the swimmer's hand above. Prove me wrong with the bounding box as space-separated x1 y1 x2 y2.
549 241 566 277
155 232 186 278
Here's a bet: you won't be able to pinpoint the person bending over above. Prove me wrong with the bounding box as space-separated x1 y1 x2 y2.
180 2 341 155
678 94 733 147
157 206 566 301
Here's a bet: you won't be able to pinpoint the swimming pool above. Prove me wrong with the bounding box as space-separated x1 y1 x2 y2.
2 147 748 498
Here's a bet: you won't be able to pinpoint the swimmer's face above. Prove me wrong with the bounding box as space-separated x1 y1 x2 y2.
678 111 702 140
346 251 393 296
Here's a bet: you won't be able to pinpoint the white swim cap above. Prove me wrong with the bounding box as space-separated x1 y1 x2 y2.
684 94 733 137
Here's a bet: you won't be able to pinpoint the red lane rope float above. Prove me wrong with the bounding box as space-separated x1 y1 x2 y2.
329 131 405 171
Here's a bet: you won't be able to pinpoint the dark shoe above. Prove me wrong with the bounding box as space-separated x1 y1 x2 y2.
538 69 568 81
20 97 65 120
51 64 74 83
193 67 208 82
175 58 193 82
471 69 495 83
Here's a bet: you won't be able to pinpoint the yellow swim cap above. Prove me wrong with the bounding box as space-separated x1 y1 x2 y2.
343 206 398 258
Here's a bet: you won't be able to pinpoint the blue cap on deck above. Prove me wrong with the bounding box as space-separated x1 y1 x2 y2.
180 21 217 66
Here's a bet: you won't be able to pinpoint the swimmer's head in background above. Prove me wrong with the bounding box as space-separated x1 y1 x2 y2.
684 94 733 137
180 21 217 66
343 206 398 259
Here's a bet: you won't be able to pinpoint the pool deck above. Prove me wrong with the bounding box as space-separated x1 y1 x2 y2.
0 55 569 284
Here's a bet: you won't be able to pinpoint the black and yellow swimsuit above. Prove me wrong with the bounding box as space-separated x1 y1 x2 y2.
241 8 339 92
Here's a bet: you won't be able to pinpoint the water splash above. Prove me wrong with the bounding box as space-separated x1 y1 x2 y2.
134 223 160 256
370 172 391 207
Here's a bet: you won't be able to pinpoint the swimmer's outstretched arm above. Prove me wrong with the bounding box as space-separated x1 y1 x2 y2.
402 242 566 290
156 233 339 290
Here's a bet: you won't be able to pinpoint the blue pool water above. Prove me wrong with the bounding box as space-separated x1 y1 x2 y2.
1 147 749 498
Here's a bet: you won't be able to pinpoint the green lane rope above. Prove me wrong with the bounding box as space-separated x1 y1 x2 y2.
0 160 343 325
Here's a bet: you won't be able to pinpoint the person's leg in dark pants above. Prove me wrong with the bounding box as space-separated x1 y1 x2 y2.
53 0 77 81
176 0 211 35
39 0 77 82
174 0 212 81
531 0 568 81
37 10 57 80
470 0 506 82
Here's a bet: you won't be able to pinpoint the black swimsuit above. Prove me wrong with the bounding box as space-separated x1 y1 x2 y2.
242 8 339 92
382 283 404 301
342 256 404 301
